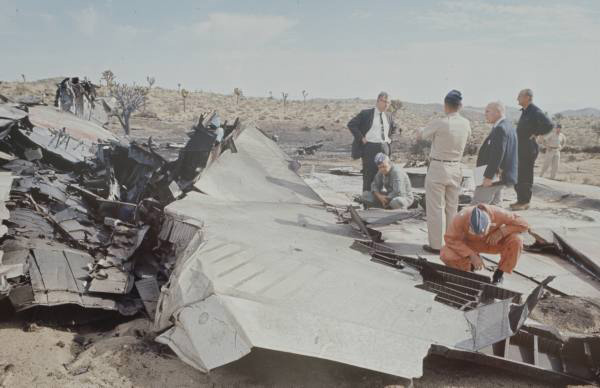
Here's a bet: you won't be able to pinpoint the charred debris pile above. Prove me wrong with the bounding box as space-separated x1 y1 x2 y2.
0 100 241 322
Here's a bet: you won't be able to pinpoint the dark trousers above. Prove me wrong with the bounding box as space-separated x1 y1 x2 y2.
361 142 390 191
514 139 538 204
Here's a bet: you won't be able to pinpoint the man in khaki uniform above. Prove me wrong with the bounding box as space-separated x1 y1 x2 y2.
417 90 471 253
540 124 566 179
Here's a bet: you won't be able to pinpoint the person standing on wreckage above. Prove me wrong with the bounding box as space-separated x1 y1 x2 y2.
511 88 554 210
471 101 518 206
417 90 471 254
347 92 398 196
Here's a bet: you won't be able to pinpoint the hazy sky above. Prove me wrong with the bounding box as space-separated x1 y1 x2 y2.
1 0 599 112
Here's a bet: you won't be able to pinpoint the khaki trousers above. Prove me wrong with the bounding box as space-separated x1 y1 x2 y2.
540 149 560 179
425 161 462 250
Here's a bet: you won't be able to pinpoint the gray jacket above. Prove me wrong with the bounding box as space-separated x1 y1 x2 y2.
371 164 414 202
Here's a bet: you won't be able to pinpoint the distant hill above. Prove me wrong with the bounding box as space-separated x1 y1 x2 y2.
558 108 600 118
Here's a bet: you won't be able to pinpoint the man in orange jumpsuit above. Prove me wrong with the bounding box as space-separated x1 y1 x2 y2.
440 204 529 284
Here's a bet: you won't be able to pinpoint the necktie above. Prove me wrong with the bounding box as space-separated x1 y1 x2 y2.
379 113 386 142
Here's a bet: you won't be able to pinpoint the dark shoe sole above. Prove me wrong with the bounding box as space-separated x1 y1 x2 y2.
422 244 440 254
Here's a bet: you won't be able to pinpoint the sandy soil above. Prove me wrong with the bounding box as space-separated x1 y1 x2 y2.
1 315 556 388
1 78 599 387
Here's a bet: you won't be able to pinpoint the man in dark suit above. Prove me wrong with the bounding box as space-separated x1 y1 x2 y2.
347 92 398 193
472 102 518 206
511 89 553 210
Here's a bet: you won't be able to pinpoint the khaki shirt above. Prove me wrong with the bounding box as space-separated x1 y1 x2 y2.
421 112 471 161
542 131 566 149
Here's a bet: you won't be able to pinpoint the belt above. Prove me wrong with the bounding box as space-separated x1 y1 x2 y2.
431 158 460 163
548 146 560 149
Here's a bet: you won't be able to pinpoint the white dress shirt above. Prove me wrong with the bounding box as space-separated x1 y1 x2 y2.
364 108 391 143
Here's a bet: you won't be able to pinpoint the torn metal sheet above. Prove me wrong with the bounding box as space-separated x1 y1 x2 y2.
194 127 322 205
27 105 120 143
88 267 134 294
17 126 97 165
135 277 160 318
106 224 150 265
0 104 27 130
23 247 119 311
355 208 422 226
553 227 600 280
154 127 522 380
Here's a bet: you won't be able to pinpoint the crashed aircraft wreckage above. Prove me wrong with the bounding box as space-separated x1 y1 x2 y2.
153 126 600 384
0 101 240 320
1 99 599 384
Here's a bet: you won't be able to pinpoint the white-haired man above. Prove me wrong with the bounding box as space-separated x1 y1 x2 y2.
472 102 518 205
361 153 414 209
512 89 553 210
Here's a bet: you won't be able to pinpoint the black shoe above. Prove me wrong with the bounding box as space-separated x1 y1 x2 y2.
422 244 440 254
492 269 504 284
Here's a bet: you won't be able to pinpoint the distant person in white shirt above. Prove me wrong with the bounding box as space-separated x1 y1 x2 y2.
540 124 566 179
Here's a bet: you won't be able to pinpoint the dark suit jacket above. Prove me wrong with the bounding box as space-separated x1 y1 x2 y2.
347 108 398 159
476 119 518 185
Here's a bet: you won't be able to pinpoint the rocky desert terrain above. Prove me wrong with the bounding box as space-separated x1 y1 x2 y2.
3 77 599 187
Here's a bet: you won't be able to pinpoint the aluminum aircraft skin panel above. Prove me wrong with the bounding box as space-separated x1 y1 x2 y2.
156 127 475 379
28 105 120 143
194 127 323 205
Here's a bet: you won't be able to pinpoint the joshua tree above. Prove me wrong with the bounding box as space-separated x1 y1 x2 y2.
146 76 155 89
143 76 155 112
281 92 289 114
592 122 600 144
101 70 115 88
553 113 564 122
302 90 308 105
180 88 190 112
233 87 243 105
21 74 26 83
109 83 147 135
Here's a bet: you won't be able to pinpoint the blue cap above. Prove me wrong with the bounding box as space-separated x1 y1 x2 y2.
470 207 489 235
374 152 387 165
444 89 462 105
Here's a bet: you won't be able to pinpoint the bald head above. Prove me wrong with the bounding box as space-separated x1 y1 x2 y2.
485 102 505 124
517 89 533 108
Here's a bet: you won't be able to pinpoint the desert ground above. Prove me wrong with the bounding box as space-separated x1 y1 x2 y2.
1 78 600 387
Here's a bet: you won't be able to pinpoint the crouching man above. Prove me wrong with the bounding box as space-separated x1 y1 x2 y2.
361 153 414 209
440 204 529 284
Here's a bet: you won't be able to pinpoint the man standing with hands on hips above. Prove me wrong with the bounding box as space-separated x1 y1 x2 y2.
511 89 553 210
417 90 471 254
347 92 398 196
